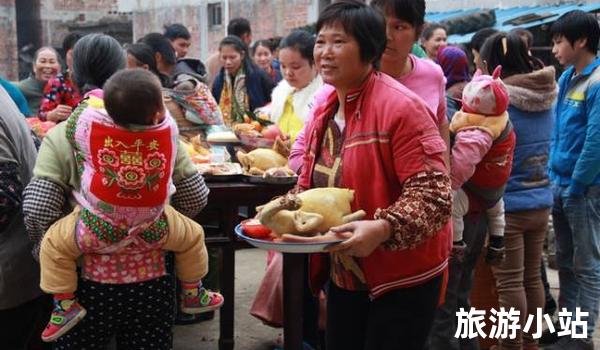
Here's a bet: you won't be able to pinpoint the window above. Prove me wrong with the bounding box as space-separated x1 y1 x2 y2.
208 2 222 28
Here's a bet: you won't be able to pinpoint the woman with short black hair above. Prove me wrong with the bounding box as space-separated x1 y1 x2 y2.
290 0 449 173
296 1 452 349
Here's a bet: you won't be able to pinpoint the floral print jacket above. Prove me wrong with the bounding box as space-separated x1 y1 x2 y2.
39 73 81 120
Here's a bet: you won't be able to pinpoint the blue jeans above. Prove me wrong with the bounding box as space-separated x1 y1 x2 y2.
553 184 600 337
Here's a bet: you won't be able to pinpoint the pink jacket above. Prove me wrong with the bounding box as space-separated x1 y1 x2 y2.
450 129 493 190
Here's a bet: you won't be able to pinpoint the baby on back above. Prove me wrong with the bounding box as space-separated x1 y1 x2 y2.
38 69 223 342
450 66 516 265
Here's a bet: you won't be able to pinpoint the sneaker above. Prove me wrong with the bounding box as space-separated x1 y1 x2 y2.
180 288 224 314
174 310 215 325
41 299 86 342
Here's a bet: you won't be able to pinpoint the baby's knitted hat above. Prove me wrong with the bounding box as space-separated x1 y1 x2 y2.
462 66 509 116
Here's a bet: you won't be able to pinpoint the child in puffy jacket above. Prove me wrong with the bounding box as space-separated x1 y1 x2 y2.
450 66 516 264
38 69 223 342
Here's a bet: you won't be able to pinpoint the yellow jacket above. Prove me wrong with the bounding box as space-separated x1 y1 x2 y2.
40 205 208 294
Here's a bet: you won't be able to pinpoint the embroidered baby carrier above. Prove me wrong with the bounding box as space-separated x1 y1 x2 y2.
65 92 178 283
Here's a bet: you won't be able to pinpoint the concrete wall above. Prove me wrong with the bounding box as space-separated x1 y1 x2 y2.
0 0 132 79
125 0 318 61
1 0 596 79
0 0 18 80
131 5 204 57
40 0 131 48
227 0 313 43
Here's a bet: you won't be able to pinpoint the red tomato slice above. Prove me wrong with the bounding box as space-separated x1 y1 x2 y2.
241 219 272 239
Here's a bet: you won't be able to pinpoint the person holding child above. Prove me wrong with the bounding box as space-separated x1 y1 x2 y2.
38 68 223 343
448 65 515 265
23 33 215 349
478 30 557 350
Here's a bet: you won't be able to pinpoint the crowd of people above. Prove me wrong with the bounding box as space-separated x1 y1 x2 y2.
1 1 599 350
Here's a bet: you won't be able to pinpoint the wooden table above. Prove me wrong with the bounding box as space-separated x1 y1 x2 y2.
197 181 304 350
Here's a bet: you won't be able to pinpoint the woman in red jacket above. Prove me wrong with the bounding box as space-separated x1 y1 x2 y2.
295 1 452 349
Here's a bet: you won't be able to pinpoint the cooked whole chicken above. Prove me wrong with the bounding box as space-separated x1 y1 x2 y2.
236 148 288 175
256 187 366 237
236 137 291 175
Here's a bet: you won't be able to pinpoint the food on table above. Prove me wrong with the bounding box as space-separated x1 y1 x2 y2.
206 130 239 143
260 124 283 140
181 140 211 164
256 188 366 237
236 148 288 176
233 120 290 151
263 166 296 178
26 118 56 139
233 122 260 136
196 162 243 176
191 135 211 155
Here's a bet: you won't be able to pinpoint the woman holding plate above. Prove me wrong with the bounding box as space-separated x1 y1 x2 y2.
292 1 452 349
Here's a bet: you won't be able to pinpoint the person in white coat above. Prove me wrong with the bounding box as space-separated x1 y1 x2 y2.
268 30 323 143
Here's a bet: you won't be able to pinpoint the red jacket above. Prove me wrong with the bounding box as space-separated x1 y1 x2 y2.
299 72 452 298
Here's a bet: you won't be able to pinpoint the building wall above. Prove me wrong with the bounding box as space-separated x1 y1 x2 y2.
228 0 313 44
0 0 18 80
40 0 131 48
132 5 203 58
2 0 597 79
0 0 132 79
126 0 318 61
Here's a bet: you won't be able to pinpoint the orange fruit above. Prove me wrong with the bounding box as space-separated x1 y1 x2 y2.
251 121 262 131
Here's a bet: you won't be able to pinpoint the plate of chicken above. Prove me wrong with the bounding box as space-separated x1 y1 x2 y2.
235 188 365 253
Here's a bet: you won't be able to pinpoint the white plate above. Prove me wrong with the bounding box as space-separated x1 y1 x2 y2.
244 175 297 185
235 224 343 253
196 162 243 176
